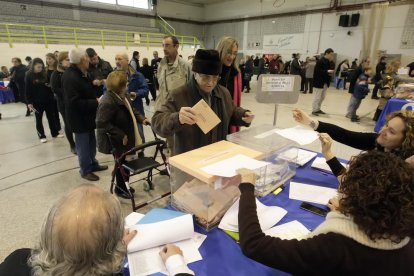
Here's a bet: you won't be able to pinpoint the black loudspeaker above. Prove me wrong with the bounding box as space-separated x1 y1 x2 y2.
339 15 349 27
151 0 157 5
351 14 360 26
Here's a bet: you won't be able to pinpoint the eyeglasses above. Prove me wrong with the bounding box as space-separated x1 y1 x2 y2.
198 74 221 82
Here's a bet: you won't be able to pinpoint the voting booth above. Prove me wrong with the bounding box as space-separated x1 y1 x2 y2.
169 140 265 231
227 125 299 197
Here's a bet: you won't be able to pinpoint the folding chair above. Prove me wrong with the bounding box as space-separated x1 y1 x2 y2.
107 126 170 211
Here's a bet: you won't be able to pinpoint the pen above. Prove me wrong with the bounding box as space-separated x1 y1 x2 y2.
311 168 330 176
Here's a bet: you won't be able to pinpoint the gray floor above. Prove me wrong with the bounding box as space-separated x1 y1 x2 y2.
0 79 380 261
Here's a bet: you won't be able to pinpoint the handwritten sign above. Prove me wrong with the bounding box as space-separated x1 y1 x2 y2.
263 34 304 50
262 76 294 92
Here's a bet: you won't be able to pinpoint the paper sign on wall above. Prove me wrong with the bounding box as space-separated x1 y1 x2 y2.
261 76 294 92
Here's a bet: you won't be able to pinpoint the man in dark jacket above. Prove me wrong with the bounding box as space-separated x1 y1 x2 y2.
371 56 387 99
10 57 29 115
62 48 108 181
257 55 266 80
312 48 335 116
86 48 113 98
152 49 255 156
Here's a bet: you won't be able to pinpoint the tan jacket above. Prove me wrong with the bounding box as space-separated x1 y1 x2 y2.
152 77 250 156
155 56 191 111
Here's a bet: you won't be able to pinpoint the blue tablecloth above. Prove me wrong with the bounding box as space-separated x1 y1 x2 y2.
374 98 413 132
0 81 15 104
125 156 340 276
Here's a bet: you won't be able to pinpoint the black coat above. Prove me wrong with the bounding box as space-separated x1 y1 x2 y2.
62 65 98 133
374 61 386 82
88 58 113 97
290 58 301 75
140 64 154 83
313 57 331 88
96 90 146 154
25 71 54 104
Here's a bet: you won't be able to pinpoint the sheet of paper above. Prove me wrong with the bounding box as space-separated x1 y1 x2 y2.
311 157 347 173
192 99 221 134
274 125 319 145
219 198 287 232
264 220 310 240
201 154 270 178
128 236 203 276
128 213 194 253
124 212 145 228
279 148 317 166
289 181 337 205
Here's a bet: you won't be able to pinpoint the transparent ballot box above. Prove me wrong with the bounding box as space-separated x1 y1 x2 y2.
169 140 264 231
227 125 299 197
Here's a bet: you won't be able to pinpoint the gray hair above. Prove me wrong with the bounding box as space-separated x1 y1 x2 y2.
69 48 87 64
29 184 126 275
116 52 129 61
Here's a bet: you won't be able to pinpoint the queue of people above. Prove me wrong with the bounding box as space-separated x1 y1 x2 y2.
1 34 414 276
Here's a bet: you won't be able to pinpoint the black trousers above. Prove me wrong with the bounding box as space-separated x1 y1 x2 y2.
57 98 75 148
148 83 157 100
52 98 62 131
304 78 313 93
33 100 60 139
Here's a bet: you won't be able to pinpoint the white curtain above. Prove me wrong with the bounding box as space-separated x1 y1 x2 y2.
362 2 389 64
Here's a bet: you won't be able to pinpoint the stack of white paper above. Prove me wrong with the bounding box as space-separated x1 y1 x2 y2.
218 198 287 232
289 181 337 205
127 212 207 276
311 157 347 173
274 125 319 145
201 154 270 178
279 148 317 166
264 220 310 240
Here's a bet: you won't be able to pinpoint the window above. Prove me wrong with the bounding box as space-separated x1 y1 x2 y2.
87 0 149 9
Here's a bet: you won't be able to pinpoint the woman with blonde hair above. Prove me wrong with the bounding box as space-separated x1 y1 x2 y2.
216 36 242 133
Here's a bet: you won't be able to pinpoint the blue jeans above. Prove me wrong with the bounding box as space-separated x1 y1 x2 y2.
346 95 362 119
74 131 99 176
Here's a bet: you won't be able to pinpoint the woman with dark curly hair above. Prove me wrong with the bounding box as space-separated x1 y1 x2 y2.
237 151 414 275
293 108 414 176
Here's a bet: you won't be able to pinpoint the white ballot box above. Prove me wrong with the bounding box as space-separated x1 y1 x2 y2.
169 140 264 231
227 125 298 197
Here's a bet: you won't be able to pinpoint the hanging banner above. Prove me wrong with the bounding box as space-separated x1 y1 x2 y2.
263 34 304 50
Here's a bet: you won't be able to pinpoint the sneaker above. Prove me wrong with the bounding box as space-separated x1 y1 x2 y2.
92 165 108 172
316 110 326 115
311 112 319 116
54 134 64 138
81 172 99 181
351 117 360 122
40 138 47 143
